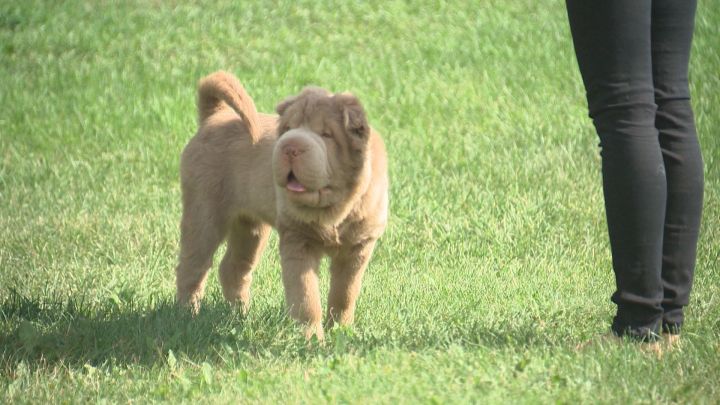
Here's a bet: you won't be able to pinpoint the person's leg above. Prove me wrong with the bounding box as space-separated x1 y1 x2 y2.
566 0 665 340
651 0 704 335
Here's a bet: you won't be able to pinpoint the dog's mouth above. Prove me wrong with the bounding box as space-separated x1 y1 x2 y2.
286 171 307 193
285 172 334 208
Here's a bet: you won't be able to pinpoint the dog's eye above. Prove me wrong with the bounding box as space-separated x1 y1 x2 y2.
321 131 333 138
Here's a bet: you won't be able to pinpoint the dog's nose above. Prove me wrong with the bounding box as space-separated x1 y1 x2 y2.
283 144 303 159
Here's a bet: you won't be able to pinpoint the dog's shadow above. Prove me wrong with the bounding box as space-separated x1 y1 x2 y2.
1 290 299 369
0 290 557 369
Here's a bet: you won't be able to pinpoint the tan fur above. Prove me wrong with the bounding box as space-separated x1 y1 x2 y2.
176 71 389 339
197 71 261 142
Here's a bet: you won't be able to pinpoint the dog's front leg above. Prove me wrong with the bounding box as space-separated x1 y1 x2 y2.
326 239 377 329
279 232 324 340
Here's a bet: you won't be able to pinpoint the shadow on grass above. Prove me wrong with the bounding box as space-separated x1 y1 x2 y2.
0 290 556 371
0 290 302 369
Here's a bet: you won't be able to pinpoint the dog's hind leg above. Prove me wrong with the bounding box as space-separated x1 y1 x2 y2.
219 219 271 313
175 209 226 314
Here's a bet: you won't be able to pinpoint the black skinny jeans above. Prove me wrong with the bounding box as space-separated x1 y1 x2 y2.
566 0 704 339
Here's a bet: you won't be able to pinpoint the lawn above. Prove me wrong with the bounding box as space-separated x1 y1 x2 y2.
1 0 719 403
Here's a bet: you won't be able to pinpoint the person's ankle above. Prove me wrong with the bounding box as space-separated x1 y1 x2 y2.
612 326 661 343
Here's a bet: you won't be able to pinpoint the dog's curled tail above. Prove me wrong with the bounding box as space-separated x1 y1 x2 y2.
197 71 261 143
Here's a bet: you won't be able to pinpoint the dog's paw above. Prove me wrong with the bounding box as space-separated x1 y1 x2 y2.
176 291 202 316
304 322 325 342
221 287 251 315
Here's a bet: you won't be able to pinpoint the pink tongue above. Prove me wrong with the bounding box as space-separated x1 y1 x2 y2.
287 178 307 192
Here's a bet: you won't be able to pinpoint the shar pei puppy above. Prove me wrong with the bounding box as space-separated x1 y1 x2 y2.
175 71 388 339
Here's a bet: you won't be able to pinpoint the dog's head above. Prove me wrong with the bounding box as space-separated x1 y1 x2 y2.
272 87 372 224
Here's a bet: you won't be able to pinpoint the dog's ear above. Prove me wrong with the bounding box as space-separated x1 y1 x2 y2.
276 95 298 116
335 93 369 138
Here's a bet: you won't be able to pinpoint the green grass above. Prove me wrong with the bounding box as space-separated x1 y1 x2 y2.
1 0 719 403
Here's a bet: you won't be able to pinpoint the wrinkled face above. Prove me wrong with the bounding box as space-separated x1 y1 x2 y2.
272 87 370 218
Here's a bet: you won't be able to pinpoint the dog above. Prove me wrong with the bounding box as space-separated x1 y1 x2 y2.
175 71 388 339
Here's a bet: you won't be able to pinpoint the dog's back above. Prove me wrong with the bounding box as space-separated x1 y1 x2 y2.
181 74 279 227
